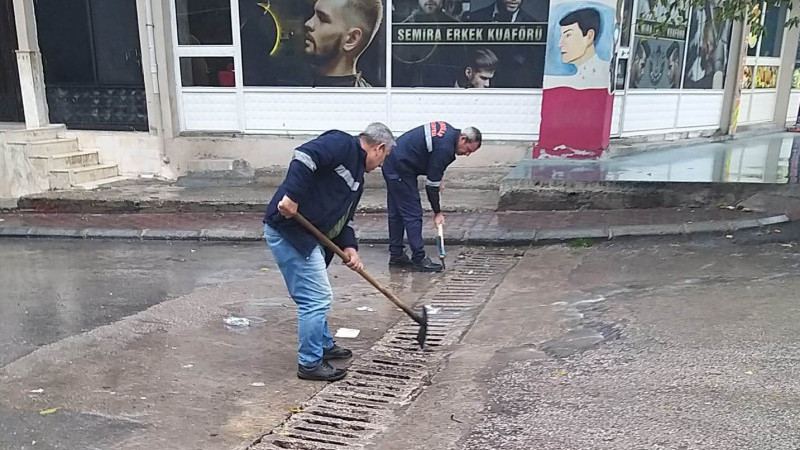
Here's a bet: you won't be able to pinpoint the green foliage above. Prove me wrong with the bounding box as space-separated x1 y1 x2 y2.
644 0 798 37
569 238 595 248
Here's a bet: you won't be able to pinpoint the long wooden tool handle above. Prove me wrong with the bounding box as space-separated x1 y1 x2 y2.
293 213 422 323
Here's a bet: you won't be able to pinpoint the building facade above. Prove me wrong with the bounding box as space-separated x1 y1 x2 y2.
1 0 799 180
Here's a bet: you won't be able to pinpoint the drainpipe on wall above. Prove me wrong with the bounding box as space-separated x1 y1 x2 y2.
144 0 169 164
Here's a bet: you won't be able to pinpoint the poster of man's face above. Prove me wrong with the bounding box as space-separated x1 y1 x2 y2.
239 0 386 87
683 0 730 89
391 0 549 88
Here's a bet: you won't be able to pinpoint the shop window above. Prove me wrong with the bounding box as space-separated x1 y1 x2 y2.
180 57 235 86
615 58 627 90
742 65 753 89
630 0 688 89
755 65 778 88
391 0 549 88
619 0 634 48
176 0 233 45
759 3 787 57
36 0 95 83
683 0 731 89
239 0 386 87
747 32 758 56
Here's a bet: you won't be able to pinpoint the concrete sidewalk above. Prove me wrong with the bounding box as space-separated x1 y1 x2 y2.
10 132 800 215
0 208 789 244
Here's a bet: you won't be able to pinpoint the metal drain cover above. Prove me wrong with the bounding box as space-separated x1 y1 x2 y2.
250 251 520 449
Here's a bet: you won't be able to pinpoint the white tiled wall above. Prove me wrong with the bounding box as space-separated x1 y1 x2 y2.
610 93 623 136
244 91 388 134
182 91 239 131
676 92 725 128
179 88 783 138
621 92 681 132
788 91 800 122
747 91 777 123
738 91 752 124
389 91 542 140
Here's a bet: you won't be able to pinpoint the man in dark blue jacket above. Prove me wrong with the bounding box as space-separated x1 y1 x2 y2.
264 123 395 381
382 122 482 272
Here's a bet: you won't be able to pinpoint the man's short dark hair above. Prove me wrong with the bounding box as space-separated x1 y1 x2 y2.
559 8 601 42
467 48 499 72
346 0 383 49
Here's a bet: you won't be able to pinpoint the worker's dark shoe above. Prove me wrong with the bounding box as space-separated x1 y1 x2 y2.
389 253 413 267
411 257 443 273
297 361 347 381
323 344 353 361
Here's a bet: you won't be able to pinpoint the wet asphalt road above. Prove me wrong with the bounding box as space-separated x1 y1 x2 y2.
0 238 269 367
370 224 800 450
0 237 435 450
4 226 800 449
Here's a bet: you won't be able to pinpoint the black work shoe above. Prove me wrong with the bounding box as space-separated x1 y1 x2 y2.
297 360 347 381
411 257 443 273
323 344 353 361
389 253 413 267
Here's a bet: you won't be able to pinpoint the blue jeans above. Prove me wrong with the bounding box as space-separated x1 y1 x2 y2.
265 224 334 368
385 176 425 262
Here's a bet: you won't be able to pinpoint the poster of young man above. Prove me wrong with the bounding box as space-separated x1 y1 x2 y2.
391 0 549 88
683 0 731 89
629 0 686 89
535 0 617 159
239 0 386 87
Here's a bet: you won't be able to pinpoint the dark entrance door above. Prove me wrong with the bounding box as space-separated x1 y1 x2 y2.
34 0 147 131
0 0 23 122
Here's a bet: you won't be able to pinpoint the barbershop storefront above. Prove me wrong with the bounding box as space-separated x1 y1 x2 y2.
170 0 799 141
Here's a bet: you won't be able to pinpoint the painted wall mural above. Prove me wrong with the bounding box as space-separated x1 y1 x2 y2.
534 0 617 159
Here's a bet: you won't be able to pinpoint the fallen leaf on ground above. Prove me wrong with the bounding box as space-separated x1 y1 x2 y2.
289 407 303 413
39 408 58 415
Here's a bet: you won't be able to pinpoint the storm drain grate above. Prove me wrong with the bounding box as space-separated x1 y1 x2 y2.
250 251 520 449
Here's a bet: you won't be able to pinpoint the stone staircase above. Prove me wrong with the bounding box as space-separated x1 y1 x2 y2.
4 124 125 190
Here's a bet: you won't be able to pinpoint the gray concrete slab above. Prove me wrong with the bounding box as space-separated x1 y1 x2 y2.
0 239 445 449
369 226 800 450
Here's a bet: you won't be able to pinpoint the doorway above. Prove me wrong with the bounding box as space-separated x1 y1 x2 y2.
34 0 147 131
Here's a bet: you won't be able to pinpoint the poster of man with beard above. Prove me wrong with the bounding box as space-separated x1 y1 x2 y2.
239 0 386 87
392 0 549 88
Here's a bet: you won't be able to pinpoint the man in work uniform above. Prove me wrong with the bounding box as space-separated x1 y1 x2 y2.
264 123 395 381
382 122 482 272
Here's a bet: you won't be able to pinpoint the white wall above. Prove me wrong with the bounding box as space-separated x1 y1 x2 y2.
65 130 173 179
788 91 800 123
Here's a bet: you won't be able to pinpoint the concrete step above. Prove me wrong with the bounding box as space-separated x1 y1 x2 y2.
7 138 80 156
50 164 119 190
74 175 130 191
1 124 66 143
29 151 100 172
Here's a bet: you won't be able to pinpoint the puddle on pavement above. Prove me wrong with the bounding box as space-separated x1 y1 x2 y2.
510 133 800 184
